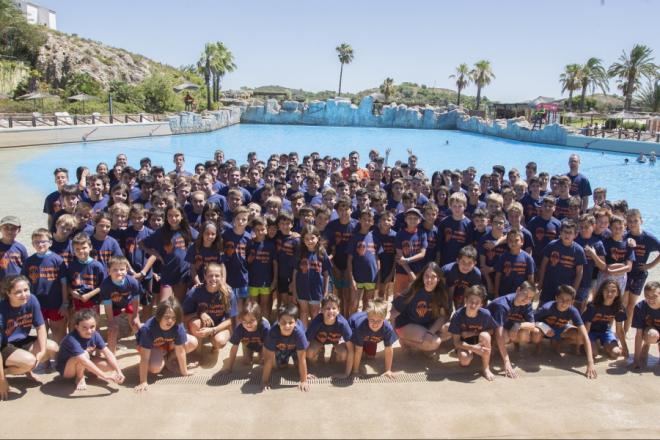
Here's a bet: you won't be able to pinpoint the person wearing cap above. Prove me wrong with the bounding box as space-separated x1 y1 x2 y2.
394 207 427 296
0 216 28 281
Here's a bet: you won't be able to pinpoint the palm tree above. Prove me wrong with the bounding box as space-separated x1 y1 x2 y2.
559 63 582 111
380 77 395 102
470 60 495 111
210 42 236 103
197 42 237 110
637 77 660 112
197 43 215 110
336 43 354 96
608 44 658 110
578 57 609 111
449 63 470 107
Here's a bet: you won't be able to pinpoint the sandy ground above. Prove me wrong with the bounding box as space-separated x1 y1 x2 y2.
0 145 659 439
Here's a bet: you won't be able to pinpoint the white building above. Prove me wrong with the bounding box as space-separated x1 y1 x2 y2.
11 0 56 30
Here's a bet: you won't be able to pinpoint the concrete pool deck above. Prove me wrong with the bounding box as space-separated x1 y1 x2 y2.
0 146 658 439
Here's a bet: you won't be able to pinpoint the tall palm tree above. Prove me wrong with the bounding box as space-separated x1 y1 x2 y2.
380 77 395 102
578 57 609 111
559 63 582 111
210 42 236 103
197 43 215 110
470 60 495 111
449 63 470 107
608 44 658 110
336 43 354 96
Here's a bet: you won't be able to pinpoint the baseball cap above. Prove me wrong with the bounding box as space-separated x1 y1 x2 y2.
0 215 21 227
404 208 423 218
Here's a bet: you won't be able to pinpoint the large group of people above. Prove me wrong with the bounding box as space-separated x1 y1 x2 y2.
0 147 658 397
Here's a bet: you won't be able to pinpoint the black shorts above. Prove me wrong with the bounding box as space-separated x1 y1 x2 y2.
277 276 291 294
1 336 37 365
461 336 479 345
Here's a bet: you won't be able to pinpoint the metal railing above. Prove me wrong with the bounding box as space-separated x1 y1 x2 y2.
579 127 660 143
0 113 170 129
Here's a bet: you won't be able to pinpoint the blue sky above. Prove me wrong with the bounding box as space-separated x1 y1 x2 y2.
40 0 660 102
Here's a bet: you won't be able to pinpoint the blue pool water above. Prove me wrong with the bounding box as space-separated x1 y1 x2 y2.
17 124 659 233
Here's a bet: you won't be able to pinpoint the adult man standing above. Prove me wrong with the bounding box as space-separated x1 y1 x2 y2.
341 151 370 181
566 154 592 212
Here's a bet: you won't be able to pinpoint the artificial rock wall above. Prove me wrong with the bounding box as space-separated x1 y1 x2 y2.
240 96 568 146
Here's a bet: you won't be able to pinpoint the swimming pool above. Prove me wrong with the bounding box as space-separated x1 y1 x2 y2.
16 124 659 232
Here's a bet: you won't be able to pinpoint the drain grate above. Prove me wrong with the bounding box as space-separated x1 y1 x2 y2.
154 371 451 386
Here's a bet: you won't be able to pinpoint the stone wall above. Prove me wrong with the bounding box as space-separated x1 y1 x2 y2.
240 96 569 146
168 106 243 134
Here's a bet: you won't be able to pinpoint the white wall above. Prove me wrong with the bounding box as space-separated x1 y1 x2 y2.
566 134 659 155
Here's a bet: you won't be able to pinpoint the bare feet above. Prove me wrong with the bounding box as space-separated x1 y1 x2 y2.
75 377 88 391
482 368 495 382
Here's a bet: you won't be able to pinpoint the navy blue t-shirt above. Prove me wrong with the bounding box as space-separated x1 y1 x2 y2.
222 229 250 288
395 227 428 274
0 294 45 344
22 252 67 310
306 313 352 345
182 285 238 326
495 250 535 296
142 227 199 286
392 289 439 329
246 238 277 287
99 275 141 313
631 301 660 331
347 230 379 284
421 223 440 265
487 293 534 330
295 250 332 302
373 228 396 281
0 241 28 280
185 244 222 281
602 237 636 266
441 262 482 309
123 226 154 278
55 330 106 375
324 218 358 271
348 311 397 347
66 258 106 303
264 320 309 351
540 240 587 303
534 301 584 330
582 302 626 334
527 216 561 263
276 233 300 280
438 216 474 265
566 172 592 198
575 235 606 288
229 318 271 349
625 231 660 274
136 316 187 350
448 307 497 335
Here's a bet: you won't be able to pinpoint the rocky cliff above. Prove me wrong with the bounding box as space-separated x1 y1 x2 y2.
37 30 183 88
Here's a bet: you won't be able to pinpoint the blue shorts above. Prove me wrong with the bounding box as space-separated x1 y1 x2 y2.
547 325 571 341
588 329 618 346
275 348 297 367
626 272 648 296
232 286 249 299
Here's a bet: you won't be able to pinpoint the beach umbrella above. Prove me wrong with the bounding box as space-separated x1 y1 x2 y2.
17 91 57 112
68 93 97 114
580 108 601 124
173 82 200 92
